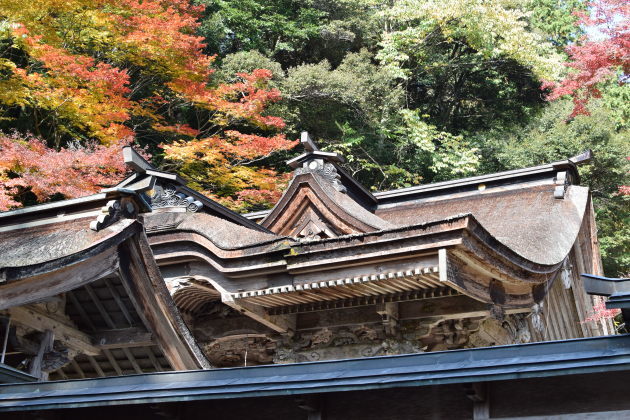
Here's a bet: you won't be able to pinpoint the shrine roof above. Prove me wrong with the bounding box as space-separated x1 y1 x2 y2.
0 217 137 273
0 145 593 272
376 183 589 266
143 211 285 251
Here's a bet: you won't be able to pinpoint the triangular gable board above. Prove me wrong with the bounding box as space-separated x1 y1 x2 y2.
261 170 391 238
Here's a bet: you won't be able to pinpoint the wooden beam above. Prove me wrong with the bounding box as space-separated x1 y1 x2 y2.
29 329 53 380
67 290 97 332
55 368 68 380
438 248 448 283
399 295 529 321
267 287 460 315
146 347 163 372
122 348 143 374
104 278 135 327
87 355 106 377
376 302 399 337
70 359 86 379
222 294 296 335
0 247 118 311
92 328 154 349
8 306 100 356
118 238 209 370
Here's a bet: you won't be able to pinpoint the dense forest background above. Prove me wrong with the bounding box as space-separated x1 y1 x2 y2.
0 0 627 275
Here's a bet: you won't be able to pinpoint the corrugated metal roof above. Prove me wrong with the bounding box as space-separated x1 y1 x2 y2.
0 335 628 412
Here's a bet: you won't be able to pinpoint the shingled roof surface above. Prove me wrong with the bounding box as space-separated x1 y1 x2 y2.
315 173 394 230
143 211 286 250
0 218 136 269
375 184 588 266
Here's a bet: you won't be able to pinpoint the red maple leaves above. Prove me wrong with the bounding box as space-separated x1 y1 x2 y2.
0 133 133 210
545 0 629 116
0 0 295 211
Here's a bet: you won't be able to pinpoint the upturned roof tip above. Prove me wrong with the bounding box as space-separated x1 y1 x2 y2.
122 146 156 173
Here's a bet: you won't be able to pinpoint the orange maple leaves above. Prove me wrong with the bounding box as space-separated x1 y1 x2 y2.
0 0 295 211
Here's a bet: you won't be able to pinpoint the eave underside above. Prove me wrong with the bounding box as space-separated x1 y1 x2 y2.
0 220 209 380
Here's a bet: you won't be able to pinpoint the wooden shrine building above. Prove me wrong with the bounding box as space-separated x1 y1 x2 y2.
0 134 626 419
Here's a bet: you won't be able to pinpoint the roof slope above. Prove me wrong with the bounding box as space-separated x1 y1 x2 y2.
0 218 136 270
143 212 283 250
376 184 589 266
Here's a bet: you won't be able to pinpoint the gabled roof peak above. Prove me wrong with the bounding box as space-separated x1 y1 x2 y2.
286 132 345 169
284 132 377 208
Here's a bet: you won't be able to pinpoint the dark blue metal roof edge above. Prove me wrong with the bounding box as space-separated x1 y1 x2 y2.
0 335 629 412
0 365 37 385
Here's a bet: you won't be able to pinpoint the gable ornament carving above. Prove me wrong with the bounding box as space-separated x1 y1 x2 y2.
295 161 347 193
150 183 203 212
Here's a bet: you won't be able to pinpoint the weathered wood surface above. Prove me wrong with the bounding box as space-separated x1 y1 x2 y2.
118 235 210 370
8 306 100 356
92 328 154 349
0 247 118 311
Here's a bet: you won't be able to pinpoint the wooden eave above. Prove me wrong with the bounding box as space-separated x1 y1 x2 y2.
374 159 580 203
0 190 151 232
0 219 209 379
149 214 565 310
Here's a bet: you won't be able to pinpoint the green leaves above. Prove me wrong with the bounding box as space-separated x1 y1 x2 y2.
378 0 564 81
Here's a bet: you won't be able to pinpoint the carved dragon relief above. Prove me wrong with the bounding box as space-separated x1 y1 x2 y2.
188 310 534 367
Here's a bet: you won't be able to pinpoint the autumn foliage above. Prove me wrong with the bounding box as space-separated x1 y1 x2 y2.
0 133 131 210
545 0 629 116
0 0 294 211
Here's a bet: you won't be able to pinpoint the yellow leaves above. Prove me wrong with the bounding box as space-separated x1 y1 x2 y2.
0 59 30 107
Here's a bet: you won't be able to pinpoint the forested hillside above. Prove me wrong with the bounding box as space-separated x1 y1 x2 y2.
0 0 627 275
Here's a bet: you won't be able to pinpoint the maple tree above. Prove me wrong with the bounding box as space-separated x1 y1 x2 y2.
0 132 130 210
0 0 294 211
545 0 629 116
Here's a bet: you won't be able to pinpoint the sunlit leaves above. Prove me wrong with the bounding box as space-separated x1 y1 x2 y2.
0 0 294 210
545 0 629 117
378 0 564 81
0 131 132 210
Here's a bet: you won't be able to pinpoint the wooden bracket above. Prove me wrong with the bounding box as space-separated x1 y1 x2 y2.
296 395 324 420
376 302 399 337
8 306 100 356
29 329 54 380
465 382 489 420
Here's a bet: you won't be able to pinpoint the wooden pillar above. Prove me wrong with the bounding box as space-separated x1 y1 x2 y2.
29 329 54 381
376 302 399 337
296 395 324 420
466 382 489 420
